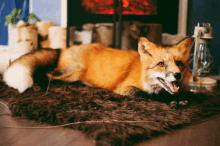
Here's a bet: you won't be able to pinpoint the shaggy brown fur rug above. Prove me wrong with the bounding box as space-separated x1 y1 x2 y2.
0 75 220 146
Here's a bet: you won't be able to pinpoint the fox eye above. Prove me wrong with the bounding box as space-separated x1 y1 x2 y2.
176 61 182 66
158 62 164 67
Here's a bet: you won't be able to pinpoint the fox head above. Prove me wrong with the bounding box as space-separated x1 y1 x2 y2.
138 37 192 94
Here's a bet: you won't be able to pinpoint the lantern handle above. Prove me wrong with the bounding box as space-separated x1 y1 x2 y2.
192 29 202 82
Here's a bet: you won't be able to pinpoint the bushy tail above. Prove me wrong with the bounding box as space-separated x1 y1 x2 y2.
3 49 61 93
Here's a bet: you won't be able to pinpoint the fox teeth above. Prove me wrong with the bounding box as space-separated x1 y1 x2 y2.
165 80 179 93
166 81 175 92
157 78 179 94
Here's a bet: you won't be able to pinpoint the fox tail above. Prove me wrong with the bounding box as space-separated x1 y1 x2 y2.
3 49 61 93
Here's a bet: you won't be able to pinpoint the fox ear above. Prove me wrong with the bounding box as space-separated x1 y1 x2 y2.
138 37 157 59
176 37 192 58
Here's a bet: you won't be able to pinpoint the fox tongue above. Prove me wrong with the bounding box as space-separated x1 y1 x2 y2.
166 81 179 93
158 78 179 94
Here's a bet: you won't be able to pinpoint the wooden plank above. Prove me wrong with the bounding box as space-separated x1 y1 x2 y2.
138 117 220 146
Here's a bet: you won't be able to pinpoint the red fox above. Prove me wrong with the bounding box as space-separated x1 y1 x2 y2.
3 37 192 105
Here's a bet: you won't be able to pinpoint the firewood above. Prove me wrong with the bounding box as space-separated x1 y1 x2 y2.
49 26 67 49
36 21 54 48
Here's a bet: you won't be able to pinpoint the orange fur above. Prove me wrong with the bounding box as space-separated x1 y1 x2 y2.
4 37 192 95
50 37 192 95
51 43 143 95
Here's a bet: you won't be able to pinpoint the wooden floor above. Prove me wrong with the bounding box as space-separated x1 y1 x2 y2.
0 100 95 146
139 117 220 146
0 99 219 146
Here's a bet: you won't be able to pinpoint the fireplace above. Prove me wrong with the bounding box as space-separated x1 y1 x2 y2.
81 0 157 15
68 0 178 32
66 0 179 49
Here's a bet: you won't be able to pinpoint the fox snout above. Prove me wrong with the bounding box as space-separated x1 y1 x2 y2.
166 72 182 82
174 73 182 80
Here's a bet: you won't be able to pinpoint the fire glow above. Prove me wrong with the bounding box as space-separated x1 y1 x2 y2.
82 0 157 15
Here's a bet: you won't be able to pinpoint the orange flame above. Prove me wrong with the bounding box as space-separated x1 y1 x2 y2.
122 0 129 8
82 0 157 15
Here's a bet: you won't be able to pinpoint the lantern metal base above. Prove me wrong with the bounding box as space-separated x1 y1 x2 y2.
189 77 217 93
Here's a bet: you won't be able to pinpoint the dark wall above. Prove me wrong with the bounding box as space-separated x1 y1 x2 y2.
189 0 220 75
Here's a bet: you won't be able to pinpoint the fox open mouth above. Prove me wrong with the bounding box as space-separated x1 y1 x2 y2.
157 78 179 94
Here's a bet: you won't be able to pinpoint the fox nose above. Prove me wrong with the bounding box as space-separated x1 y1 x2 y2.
174 73 182 80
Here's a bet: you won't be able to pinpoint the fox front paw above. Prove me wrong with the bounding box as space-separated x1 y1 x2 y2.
170 99 188 107
178 100 188 106
170 101 177 108
170 100 188 107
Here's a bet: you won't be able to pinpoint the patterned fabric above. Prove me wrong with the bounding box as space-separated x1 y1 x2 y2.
0 0 29 45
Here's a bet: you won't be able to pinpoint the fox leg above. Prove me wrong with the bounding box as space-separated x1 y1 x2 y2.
113 82 135 96
47 69 84 82
113 87 133 96
46 58 84 82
